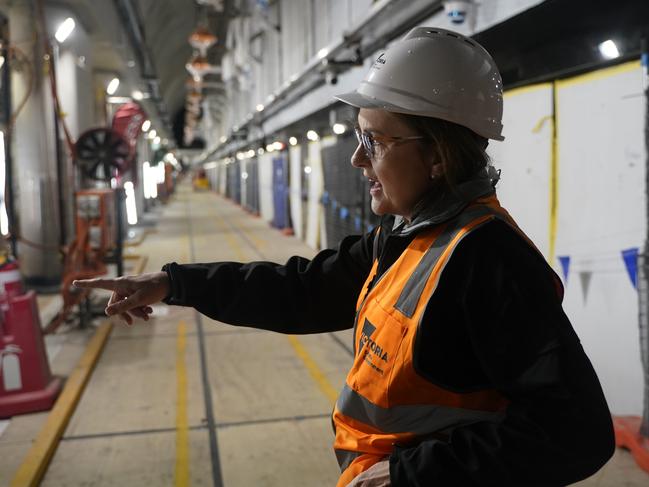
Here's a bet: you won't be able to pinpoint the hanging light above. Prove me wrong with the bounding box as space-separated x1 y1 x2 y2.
187 90 202 101
186 53 219 79
196 0 225 11
186 77 204 92
189 26 218 57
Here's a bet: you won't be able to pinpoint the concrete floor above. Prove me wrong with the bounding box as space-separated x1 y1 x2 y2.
2 182 648 486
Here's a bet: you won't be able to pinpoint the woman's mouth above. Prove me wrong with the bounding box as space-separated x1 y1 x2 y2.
369 178 382 195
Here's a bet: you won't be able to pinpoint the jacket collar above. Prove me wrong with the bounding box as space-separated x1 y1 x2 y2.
392 166 500 236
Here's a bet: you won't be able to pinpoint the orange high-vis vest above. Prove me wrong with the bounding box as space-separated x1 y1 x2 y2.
332 195 560 487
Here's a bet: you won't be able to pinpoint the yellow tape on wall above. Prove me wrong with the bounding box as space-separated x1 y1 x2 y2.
549 81 559 266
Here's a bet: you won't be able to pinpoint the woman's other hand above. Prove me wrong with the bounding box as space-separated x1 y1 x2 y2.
346 460 390 487
73 271 170 325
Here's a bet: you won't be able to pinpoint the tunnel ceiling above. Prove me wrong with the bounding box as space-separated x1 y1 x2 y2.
132 0 231 120
52 0 230 127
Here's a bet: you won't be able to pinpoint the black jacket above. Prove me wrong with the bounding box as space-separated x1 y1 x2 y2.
163 176 615 486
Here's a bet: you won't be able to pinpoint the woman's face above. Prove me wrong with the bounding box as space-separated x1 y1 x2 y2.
352 108 439 221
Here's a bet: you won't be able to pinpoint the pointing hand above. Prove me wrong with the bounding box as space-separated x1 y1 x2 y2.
73 271 170 325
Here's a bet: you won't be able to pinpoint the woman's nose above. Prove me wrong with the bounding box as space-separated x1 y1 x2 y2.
351 144 369 168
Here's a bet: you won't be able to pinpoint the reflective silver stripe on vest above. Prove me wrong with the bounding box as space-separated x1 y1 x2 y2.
394 206 498 318
337 384 505 436
335 449 362 471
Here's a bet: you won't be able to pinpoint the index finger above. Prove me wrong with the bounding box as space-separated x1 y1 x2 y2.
73 278 121 291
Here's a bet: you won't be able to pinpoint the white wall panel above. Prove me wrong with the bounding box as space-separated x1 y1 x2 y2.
329 0 349 41
305 141 324 249
350 0 374 24
240 158 248 207
319 136 338 249
313 0 330 56
554 62 645 415
219 163 228 195
488 83 553 256
280 0 305 82
258 152 275 223
289 145 304 241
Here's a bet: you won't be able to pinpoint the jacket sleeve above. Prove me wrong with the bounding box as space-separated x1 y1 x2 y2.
389 221 615 486
161 229 376 334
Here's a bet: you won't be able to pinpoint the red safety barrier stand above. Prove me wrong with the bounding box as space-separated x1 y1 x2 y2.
0 291 62 418
0 260 23 297
613 416 649 473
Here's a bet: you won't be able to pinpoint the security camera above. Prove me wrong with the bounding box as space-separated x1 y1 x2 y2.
443 0 474 25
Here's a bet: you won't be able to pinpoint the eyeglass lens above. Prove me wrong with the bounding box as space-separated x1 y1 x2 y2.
354 128 374 157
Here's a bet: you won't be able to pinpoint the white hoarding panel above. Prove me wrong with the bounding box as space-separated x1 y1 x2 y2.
305 141 323 250
289 145 304 241
258 152 275 223
489 83 553 257
555 61 645 415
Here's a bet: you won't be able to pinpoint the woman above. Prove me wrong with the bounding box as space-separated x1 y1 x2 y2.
75 28 615 486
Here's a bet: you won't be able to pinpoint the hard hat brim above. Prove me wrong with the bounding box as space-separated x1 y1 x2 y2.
334 91 406 113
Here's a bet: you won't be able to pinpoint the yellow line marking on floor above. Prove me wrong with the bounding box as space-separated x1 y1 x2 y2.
11 321 113 487
207 198 337 408
175 321 190 487
11 254 148 486
287 336 339 404
213 211 249 262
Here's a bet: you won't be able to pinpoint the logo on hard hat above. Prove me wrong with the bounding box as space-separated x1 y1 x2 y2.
374 53 386 66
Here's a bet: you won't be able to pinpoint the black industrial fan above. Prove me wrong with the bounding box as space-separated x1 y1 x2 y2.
75 128 133 181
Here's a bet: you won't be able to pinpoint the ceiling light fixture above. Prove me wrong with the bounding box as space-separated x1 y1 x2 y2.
106 77 120 95
598 39 620 59
55 17 75 43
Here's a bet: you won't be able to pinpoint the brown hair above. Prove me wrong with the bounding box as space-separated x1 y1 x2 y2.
395 114 491 193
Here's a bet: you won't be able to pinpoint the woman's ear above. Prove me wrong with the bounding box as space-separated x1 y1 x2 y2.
430 163 444 179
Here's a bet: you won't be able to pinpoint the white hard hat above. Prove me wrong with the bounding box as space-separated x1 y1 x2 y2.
335 27 504 141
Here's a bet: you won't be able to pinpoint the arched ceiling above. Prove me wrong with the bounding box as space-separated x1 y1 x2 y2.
134 0 230 121
52 0 230 134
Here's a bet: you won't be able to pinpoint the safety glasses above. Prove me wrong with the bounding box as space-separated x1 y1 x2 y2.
354 126 426 159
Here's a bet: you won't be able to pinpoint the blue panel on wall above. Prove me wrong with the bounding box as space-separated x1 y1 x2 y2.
272 154 290 229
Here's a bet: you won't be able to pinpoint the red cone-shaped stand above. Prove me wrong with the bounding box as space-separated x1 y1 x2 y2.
0 291 62 418
613 416 649 473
